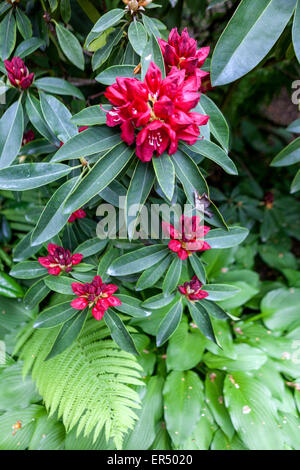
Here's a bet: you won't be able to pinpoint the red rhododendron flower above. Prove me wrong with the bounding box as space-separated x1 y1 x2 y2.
38 244 83 276
104 62 209 161
70 275 122 321
22 130 35 146
162 215 211 260
4 57 34 90
158 28 210 88
178 275 208 301
68 209 87 223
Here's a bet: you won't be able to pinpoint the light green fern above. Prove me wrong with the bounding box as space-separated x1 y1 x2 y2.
16 318 144 449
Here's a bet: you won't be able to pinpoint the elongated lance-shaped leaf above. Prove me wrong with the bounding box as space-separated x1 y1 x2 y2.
25 93 60 145
128 21 148 56
188 140 237 175
187 301 218 344
0 98 23 169
63 144 134 213
152 153 175 201
172 149 208 203
156 300 183 346
34 301 78 329
104 310 138 355
39 92 78 144
91 8 125 33
108 245 169 276
126 160 155 240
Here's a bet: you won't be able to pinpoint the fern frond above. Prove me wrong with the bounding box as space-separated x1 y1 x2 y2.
19 317 144 449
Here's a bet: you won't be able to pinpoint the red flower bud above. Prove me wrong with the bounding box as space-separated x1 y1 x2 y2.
38 244 83 276
4 57 34 90
178 276 208 301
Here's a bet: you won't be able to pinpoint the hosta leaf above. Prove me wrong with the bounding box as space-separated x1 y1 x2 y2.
223 372 284 450
211 0 297 86
56 23 85 70
63 144 133 213
0 99 23 169
0 163 72 191
108 245 169 276
156 300 183 346
163 370 204 446
104 310 138 355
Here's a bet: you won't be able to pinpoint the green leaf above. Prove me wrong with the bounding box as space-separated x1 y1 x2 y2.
224 372 284 450
40 92 78 144
0 272 24 298
0 9 16 60
166 319 206 371
291 169 300 193
108 244 169 276
48 0 58 11
271 137 300 167
128 21 148 56
0 98 23 169
141 34 165 80
104 310 138 355
56 23 85 70
205 226 249 248
126 160 155 240
152 153 175 201
97 246 119 280
0 363 40 409
204 284 241 301
25 93 59 145
187 301 218 344
92 28 123 70
136 255 171 290
188 139 237 175
96 65 136 85
211 0 297 86
13 231 42 262
15 38 45 59
46 309 88 360
24 278 50 310
15 7 32 40
189 253 206 284
287 118 300 133
163 370 204 446
200 299 230 320
34 301 78 329
142 14 161 38
261 288 300 331
162 256 182 294
31 177 79 246
51 126 120 162
63 144 133 213
156 300 183 346
60 0 71 23
114 294 151 318
44 276 74 295
74 238 107 258
142 292 175 310
199 94 229 151
0 163 72 191
172 149 208 203
91 8 125 34
10 261 47 280
71 105 107 126
35 77 84 100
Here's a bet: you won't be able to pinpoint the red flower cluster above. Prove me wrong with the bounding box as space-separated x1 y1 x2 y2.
71 275 121 321
68 209 86 223
22 130 35 146
4 57 34 90
178 276 208 301
162 215 211 260
104 62 209 162
158 28 210 91
38 244 83 276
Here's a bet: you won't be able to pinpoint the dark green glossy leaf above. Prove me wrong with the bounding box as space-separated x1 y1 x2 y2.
104 309 138 355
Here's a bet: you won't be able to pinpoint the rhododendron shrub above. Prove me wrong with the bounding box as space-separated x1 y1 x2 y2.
0 0 296 453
